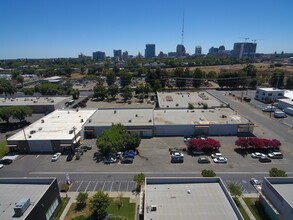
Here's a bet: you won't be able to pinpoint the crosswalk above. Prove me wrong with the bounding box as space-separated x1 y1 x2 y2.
58 180 137 192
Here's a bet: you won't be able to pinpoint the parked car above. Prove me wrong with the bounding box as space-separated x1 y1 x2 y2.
198 157 211 164
213 157 227 163
211 153 222 159
0 164 4 169
184 136 193 142
259 156 271 163
196 135 207 140
274 111 287 118
171 151 184 158
104 157 117 164
250 178 261 185
171 156 184 163
268 152 283 159
262 106 277 112
191 150 205 156
66 153 74 161
251 152 266 158
0 159 13 165
121 157 133 164
51 153 61 162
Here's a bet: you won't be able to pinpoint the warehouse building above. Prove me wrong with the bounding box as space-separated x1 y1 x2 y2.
157 91 226 109
7 109 96 153
154 108 253 136
260 177 293 220
83 108 154 138
144 177 243 220
0 96 71 113
278 98 293 110
0 177 61 220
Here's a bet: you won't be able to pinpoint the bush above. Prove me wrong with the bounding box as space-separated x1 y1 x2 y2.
71 216 89 220
60 184 69 192
201 169 216 177
203 104 208 109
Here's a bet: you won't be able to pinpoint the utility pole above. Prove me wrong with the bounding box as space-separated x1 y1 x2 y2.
276 75 280 89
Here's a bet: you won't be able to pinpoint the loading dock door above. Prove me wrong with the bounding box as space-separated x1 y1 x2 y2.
194 126 209 135
28 140 52 153
142 130 153 137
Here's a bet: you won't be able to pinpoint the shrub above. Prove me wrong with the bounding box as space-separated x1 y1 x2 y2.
203 104 208 109
60 184 69 192
201 169 216 177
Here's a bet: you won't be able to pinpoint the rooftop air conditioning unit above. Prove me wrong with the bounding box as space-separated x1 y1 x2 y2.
69 130 74 134
81 119 84 123
41 119 44 123
14 198 31 217
30 130 36 134
150 205 157 211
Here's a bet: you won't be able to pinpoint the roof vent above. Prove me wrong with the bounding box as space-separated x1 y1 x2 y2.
30 130 36 134
38 127 42 130
67 111 70 114
28 135 32 138
81 119 84 123
76 109 79 112
69 130 74 134
41 119 45 123
114 110 117 114
150 205 157 212
14 198 30 217
129 119 132 123
135 114 138 117
149 119 152 122
89 119 92 123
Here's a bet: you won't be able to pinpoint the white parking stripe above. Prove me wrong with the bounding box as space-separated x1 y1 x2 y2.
76 181 83 192
110 181 114 192
93 181 99 191
102 181 106 191
84 181 91 192
126 181 130 192
118 182 121 192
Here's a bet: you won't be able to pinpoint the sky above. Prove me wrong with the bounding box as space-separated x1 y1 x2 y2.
0 0 293 59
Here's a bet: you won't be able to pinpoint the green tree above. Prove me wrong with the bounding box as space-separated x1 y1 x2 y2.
16 75 24 84
201 169 216 177
120 72 132 87
90 191 110 220
121 86 132 102
269 168 288 177
11 106 32 122
269 69 285 88
0 107 13 123
228 184 242 199
106 72 116 86
76 192 88 209
193 68 205 88
285 77 293 89
242 64 257 78
93 85 107 100
0 79 17 96
108 85 119 99
23 87 35 96
153 80 162 92
206 71 217 80
133 173 145 191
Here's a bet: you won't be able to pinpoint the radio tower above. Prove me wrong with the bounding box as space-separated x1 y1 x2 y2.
181 12 185 45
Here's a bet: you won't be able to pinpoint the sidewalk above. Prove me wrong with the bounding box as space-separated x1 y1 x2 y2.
239 194 257 220
59 191 140 220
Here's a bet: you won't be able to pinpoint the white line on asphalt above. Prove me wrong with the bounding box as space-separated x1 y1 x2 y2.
126 181 130 192
93 181 99 192
118 182 121 192
76 181 84 192
36 155 40 158
84 181 91 192
101 181 106 191
110 181 114 192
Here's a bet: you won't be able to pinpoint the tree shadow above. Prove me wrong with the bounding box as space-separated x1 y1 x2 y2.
237 132 256 137
75 203 86 211
0 121 31 133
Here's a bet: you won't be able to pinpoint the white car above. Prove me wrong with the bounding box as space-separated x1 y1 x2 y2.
250 178 261 185
213 157 227 163
211 153 222 159
51 152 61 162
251 152 266 158
0 164 4 169
171 152 184 158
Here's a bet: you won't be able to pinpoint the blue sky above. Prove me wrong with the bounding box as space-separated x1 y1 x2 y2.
0 0 292 59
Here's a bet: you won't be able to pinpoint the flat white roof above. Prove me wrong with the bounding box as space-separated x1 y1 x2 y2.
145 178 242 220
0 179 53 220
257 88 284 92
8 109 96 141
0 96 70 106
278 98 293 105
272 184 293 208
154 108 249 125
85 108 154 127
157 91 225 108
284 90 293 99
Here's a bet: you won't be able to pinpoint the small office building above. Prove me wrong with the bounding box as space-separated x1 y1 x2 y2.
7 109 96 153
0 177 61 220
255 88 284 103
260 177 293 220
144 177 243 220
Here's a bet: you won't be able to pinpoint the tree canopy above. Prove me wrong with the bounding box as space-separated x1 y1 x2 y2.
0 106 32 123
228 184 242 199
188 138 221 152
90 191 110 220
0 79 17 96
269 168 288 177
235 137 281 149
201 169 216 177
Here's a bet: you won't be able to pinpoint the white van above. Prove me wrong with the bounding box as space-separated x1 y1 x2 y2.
274 111 287 118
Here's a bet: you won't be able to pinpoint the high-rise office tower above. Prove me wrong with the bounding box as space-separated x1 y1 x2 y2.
195 46 202 56
176 44 186 57
233 43 257 59
93 51 106 60
145 44 156 58
113 50 122 61
122 51 129 60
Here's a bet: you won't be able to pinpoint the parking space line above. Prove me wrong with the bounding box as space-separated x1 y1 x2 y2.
76 181 83 192
93 181 99 191
84 181 91 192
118 182 121 192
102 181 106 191
126 181 130 191
110 181 114 192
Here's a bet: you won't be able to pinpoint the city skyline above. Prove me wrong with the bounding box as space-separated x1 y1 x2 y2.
0 0 293 59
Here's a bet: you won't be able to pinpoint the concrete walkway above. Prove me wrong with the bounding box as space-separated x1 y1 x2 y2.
59 191 140 220
239 194 258 220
